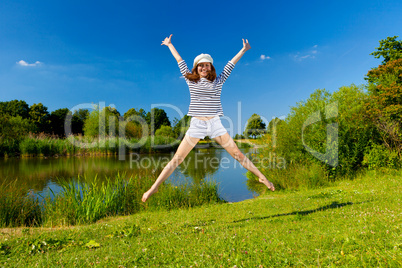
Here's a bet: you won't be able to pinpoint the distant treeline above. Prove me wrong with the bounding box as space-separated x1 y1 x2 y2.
0 101 192 138
0 101 194 156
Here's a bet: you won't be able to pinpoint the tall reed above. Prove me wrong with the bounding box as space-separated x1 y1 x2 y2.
247 160 330 193
44 175 131 225
41 174 223 226
0 180 42 227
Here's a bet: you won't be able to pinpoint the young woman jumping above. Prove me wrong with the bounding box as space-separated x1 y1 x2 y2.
142 34 275 202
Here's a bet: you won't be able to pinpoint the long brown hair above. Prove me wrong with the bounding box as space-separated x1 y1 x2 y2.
185 64 217 83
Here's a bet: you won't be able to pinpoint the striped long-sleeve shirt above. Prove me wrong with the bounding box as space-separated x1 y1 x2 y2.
178 60 235 117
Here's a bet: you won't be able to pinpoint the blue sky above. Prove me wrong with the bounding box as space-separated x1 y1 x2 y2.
1 0 401 135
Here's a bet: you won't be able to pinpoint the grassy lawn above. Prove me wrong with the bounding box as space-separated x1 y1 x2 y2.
1 169 401 267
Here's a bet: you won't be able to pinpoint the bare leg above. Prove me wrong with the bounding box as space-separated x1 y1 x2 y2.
214 133 275 191
141 134 200 202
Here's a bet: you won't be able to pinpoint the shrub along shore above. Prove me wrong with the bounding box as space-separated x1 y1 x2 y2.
0 134 251 158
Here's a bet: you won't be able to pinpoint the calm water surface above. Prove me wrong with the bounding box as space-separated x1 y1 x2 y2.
0 148 262 202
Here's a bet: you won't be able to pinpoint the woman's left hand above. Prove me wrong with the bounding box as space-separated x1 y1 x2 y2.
231 39 251 64
242 39 251 52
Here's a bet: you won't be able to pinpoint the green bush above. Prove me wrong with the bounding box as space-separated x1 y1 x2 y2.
248 84 383 191
0 115 36 141
155 125 175 138
19 138 40 156
363 144 401 169
274 85 375 176
0 139 20 157
0 114 36 156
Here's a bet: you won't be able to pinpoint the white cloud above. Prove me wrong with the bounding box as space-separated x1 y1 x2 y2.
293 45 319 61
17 60 42 67
293 53 311 61
299 55 311 60
260 55 271 61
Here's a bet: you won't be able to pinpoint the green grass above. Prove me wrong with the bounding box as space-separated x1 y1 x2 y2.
1 169 401 267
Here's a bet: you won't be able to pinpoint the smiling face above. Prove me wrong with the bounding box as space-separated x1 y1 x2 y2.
197 62 212 78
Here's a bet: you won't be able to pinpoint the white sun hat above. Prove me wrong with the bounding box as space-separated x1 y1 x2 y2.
193 53 213 68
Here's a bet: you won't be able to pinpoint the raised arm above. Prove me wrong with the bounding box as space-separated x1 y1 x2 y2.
162 34 183 63
230 39 251 65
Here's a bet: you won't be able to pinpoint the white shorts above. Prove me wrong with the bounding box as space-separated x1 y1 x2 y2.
186 116 227 139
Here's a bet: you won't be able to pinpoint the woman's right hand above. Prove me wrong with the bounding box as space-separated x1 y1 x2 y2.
161 34 173 46
161 34 182 62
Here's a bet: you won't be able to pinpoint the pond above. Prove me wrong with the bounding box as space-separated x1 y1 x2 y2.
0 148 263 202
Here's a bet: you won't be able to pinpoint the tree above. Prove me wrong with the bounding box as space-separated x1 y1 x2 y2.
370 36 402 64
0 100 30 119
29 103 50 133
233 134 245 139
122 108 148 139
365 58 402 153
0 114 36 141
244 113 266 139
83 106 121 138
365 36 402 154
267 117 284 134
124 108 146 121
124 121 144 138
146 108 170 135
172 115 191 139
72 109 89 135
49 108 70 137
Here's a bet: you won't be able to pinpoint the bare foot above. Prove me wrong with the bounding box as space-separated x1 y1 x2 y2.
142 187 159 202
259 177 275 191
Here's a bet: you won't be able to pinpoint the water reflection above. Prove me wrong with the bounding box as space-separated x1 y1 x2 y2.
179 149 220 183
0 148 262 202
